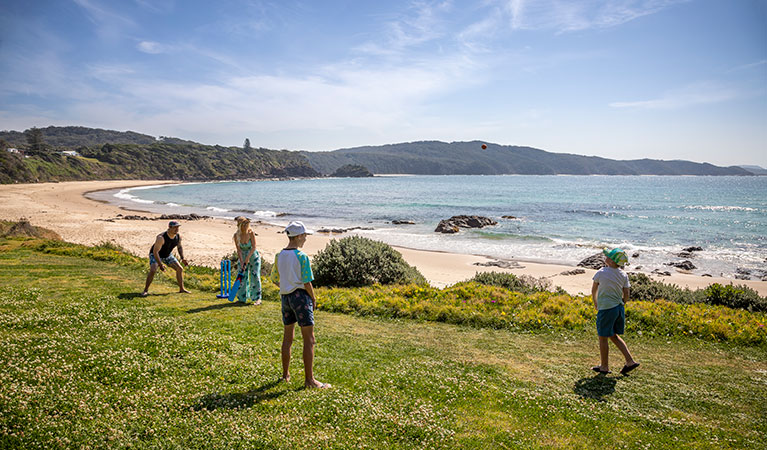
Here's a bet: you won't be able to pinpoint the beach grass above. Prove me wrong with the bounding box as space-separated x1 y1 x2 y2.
1 238 766 449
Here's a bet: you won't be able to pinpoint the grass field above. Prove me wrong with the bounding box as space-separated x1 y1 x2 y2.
1 238 765 449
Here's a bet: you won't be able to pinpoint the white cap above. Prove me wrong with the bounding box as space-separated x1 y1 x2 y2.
285 221 314 237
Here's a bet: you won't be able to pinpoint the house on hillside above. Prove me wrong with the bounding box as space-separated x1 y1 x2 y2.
6 147 21 154
61 150 80 157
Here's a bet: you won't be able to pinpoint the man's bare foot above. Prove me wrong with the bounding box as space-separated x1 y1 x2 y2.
280 376 290 383
305 380 331 389
253 300 262 306
141 291 149 297
179 289 191 294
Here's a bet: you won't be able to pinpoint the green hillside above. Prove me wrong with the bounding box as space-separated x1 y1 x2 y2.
301 141 752 176
0 127 318 183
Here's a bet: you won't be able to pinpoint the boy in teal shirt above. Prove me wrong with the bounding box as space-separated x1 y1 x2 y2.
270 221 331 389
591 248 640 375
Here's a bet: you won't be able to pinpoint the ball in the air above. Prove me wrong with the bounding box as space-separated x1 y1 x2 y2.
481 144 487 149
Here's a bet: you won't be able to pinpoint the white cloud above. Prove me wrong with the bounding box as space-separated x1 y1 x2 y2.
503 0 688 33
610 82 740 110
136 41 166 54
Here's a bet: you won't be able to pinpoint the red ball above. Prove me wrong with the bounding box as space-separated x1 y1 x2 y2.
481 144 487 149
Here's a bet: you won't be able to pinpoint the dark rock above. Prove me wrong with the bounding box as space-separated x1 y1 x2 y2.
392 220 415 225
682 246 703 252
632 252 640 258
501 215 518 220
676 251 693 258
652 269 672 276
435 215 497 233
558 268 586 276
702 273 712 277
735 273 751 280
735 268 752 275
664 260 696 271
159 213 210 221
330 164 374 178
316 226 374 234
577 253 605 270
474 260 524 269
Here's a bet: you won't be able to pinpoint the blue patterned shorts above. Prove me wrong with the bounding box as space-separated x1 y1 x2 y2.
281 289 314 327
149 253 178 266
596 304 625 337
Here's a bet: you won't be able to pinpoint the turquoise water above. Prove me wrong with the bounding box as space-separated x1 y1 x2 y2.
93 175 767 278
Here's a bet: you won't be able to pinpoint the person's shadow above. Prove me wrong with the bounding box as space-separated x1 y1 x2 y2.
192 380 284 411
118 292 170 300
186 302 252 314
573 375 617 402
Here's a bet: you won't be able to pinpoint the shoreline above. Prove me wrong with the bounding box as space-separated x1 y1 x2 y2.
1 180 765 296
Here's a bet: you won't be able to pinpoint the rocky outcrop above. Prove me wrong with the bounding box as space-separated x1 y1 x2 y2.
665 260 696 271
435 215 497 234
683 246 703 252
473 259 524 269
577 253 605 270
116 213 210 221
391 220 415 225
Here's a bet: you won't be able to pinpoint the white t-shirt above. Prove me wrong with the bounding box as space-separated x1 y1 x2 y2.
592 266 630 310
270 249 313 295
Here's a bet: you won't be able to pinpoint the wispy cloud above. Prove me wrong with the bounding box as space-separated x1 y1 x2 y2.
727 59 767 73
136 41 167 54
73 0 136 38
503 0 688 33
610 82 740 110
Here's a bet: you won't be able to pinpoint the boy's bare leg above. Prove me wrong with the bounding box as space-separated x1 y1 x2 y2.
300 325 330 389
609 335 636 366
598 336 610 371
281 324 295 382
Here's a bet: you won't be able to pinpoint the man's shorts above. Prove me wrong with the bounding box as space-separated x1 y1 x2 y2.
281 289 314 327
596 304 625 337
149 253 178 267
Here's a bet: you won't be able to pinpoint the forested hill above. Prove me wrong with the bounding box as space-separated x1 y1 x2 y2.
0 126 318 183
300 141 751 176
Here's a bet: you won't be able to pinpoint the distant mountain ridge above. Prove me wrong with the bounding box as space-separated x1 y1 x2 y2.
300 141 751 176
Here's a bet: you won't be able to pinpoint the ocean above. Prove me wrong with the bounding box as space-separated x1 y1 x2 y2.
88 175 767 280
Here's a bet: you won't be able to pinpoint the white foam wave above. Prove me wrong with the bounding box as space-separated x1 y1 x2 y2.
114 189 155 204
684 205 757 212
253 210 280 218
206 206 230 213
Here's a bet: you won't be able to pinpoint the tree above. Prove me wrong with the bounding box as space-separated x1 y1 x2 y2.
243 138 251 150
25 127 46 153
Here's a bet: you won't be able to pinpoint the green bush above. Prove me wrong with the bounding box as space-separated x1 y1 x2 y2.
313 236 427 287
469 271 564 295
628 272 697 304
702 283 767 312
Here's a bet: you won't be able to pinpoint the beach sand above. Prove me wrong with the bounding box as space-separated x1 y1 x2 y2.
1 180 765 296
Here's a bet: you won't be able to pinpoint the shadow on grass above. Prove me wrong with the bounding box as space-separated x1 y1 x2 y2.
186 302 254 313
192 380 284 411
118 292 170 300
573 375 617 402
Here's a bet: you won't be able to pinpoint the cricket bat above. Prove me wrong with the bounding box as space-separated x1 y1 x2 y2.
228 270 245 302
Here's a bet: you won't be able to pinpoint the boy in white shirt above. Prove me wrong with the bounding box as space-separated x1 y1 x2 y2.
591 248 640 375
270 221 331 389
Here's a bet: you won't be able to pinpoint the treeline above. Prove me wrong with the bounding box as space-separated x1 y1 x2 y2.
0 127 318 183
301 141 752 176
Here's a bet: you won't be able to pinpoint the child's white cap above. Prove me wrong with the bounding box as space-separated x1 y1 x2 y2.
285 221 314 237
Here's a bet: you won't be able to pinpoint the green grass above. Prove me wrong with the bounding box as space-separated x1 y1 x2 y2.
1 239 766 449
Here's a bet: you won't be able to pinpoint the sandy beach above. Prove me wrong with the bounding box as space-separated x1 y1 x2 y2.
1 180 765 296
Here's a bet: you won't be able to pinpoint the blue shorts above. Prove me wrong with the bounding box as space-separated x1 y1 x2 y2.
596 304 625 337
149 253 178 267
281 289 314 327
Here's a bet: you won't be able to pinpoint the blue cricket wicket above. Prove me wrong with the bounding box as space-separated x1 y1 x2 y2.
217 259 232 298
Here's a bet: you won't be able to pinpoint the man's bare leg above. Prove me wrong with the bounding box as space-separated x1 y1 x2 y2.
281 324 295 382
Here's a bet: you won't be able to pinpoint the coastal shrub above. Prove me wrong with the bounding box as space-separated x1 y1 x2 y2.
628 272 697 304
312 282 767 346
628 273 767 312
469 271 564 295
313 236 427 287
701 283 767 312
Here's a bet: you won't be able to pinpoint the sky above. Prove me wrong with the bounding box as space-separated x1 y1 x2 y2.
1 0 765 166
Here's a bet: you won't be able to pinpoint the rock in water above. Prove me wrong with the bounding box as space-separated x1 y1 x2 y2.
577 253 605 270
434 215 497 233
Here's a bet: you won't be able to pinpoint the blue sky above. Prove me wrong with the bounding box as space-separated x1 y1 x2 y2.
1 0 765 166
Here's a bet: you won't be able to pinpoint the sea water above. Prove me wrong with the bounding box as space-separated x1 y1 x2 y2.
88 175 767 279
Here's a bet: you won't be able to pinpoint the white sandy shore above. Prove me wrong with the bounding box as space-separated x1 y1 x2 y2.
1 180 765 296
